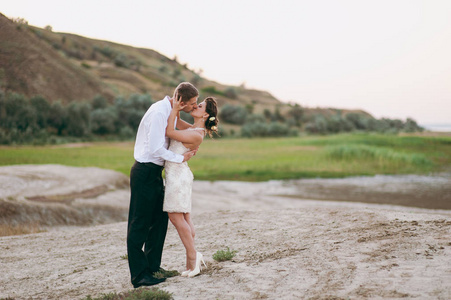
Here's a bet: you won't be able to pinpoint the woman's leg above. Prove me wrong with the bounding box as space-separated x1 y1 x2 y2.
184 213 195 239
168 212 196 270
183 213 196 269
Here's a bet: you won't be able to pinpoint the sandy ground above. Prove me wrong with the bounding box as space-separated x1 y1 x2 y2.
0 165 450 299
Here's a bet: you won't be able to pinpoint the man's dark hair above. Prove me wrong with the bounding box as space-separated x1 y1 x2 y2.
174 82 199 102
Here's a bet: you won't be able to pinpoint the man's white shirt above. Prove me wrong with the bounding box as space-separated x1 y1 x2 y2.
134 96 184 166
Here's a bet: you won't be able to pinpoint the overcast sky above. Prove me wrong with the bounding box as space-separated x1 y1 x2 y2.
2 0 450 124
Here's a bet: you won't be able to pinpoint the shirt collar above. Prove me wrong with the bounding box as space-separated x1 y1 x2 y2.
164 96 172 110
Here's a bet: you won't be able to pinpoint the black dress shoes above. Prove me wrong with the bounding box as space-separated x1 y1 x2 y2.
132 274 166 288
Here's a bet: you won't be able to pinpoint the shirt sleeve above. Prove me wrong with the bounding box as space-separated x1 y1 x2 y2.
147 111 184 163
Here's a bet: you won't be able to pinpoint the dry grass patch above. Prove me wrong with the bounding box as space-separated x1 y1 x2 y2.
0 223 45 237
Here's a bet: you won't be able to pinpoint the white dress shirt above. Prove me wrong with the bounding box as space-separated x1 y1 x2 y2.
134 96 184 166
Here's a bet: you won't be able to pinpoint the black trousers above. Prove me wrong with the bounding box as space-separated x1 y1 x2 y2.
127 161 168 284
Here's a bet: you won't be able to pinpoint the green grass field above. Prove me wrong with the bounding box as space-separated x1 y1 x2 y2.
1 134 450 181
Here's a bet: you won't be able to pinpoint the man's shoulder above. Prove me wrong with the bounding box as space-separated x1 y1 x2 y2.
150 97 170 111
142 98 170 123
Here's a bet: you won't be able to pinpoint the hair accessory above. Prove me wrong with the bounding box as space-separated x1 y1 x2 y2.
209 116 216 121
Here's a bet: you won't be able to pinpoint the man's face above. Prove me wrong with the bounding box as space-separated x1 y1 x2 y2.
182 96 198 113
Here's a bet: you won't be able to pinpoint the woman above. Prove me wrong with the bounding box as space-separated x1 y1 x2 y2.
163 95 219 278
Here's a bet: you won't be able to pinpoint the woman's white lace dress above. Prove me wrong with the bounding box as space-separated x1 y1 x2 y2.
163 129 202 213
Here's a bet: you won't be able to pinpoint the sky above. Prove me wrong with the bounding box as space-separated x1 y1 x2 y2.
2 0 451 125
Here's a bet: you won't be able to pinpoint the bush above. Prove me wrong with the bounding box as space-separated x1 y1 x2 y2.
1 93 36 131
213 247 237 262
288 104 304 126
224 87 238 99
345 113 369 130
66 102 91 137
201 86 224 96
92 95 108 109
114 53 129 68
326 115 354 133
83 287 173 300
404 118 423 132
119 126 135 140
220 104 248 125
94 46 116 59
114 94 153 131
48 101 67 135
90 108 117 135
304 115 328 134
268 122 290 136
30 95 51 129
241 121 269 137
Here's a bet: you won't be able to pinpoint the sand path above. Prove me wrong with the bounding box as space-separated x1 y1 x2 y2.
1 165 450 299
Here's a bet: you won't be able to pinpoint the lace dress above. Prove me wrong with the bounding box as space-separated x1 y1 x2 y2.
163 128 204 213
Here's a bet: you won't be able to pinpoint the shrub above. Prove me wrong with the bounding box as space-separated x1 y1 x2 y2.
95 46 116 59
241 121 269 137
30 96 51 129
114 94 153 131
268 122 290 136
91 107 118 135
83 287 173 300
92 95 108 109
201 86 223 96
172 68 181 79
345 113 369 130
81 62 91 69
288 104 304 126
404 118 423 132
118 126 134 140
224 87 238 99
191 74 201 85
271 106 285 122
114 53 129 68
220 104 248 125
213 247 237 262
326 115 354 133
66 102 91 137
304 115 328 134
48 101 67 135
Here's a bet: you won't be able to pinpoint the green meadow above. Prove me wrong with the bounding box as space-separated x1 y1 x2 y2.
1 134 450 181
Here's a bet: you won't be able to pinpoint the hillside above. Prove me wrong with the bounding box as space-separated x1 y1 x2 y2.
0 13 279 108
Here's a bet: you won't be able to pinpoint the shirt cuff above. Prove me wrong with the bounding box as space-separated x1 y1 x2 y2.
175 153 184 163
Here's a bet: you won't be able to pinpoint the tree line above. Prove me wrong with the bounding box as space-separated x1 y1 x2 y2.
0 91 153 145
0 91 424 145
219 103 423 137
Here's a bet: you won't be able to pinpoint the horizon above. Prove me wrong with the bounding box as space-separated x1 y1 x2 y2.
1 0 450 124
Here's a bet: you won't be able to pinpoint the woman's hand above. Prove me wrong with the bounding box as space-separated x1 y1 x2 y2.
173 93 187 111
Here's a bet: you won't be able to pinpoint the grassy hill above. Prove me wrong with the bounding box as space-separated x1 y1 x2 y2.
0 13 375 117
0 13 279 108
4 12 421 143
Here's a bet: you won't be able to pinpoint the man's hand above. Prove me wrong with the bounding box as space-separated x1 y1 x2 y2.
183 150 196 162
192 146 200 155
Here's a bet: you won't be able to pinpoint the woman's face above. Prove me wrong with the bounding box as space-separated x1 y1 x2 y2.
190 101 207 119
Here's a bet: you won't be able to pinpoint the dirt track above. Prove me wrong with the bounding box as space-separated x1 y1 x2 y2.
1 165 450 299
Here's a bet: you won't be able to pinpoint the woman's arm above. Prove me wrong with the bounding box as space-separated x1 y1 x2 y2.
167 98 203 147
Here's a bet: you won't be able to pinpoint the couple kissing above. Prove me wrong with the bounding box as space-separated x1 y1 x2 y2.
126 82 219 288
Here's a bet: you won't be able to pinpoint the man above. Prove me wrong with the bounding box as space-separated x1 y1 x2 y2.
127 82 199 288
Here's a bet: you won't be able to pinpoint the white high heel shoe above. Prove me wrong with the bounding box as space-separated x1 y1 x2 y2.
188 252 206 278
181 270 191 277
